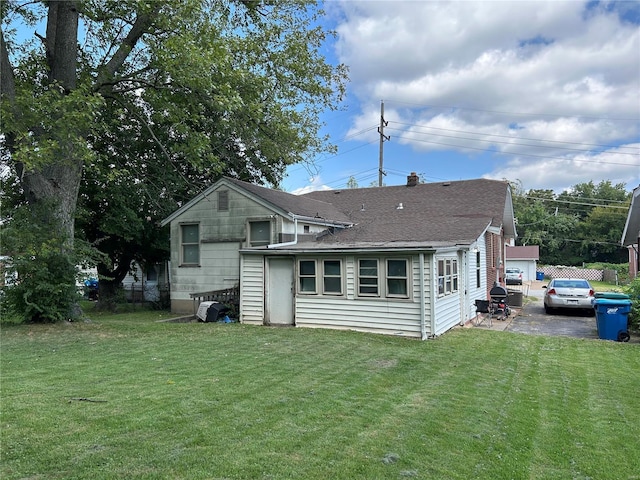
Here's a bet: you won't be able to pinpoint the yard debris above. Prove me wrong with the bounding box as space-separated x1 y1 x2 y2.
67 397 107 403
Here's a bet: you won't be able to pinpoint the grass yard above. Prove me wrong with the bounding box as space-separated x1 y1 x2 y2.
1 310 639 480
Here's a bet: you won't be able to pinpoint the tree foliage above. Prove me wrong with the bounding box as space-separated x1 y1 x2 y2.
0 202 79 323
512 180 631 265
1 0 348 319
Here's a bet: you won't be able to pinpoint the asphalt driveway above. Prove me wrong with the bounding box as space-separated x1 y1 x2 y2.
507 299 600 339
474 282 639 343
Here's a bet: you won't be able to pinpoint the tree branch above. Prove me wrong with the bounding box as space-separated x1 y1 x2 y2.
94 4 161 92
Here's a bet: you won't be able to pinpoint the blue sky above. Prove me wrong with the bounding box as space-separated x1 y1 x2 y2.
282 0 640 195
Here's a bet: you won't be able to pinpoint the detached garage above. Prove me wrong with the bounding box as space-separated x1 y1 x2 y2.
505 246 539 282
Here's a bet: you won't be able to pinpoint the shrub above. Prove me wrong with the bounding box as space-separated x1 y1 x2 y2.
623 277 640 331
1 251 80 323
584 262 630 284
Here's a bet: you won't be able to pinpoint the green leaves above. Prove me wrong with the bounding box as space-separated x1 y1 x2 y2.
2 0 348 318
513 180 631 265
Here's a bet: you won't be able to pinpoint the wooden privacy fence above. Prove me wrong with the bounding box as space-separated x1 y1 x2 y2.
190 286 240 315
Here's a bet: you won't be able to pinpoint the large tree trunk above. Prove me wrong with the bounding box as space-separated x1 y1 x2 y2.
27 2 81 247
95 258 134 312
22 161 83 249
46 2 78 91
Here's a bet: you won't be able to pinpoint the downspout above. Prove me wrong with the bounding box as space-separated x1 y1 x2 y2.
267 215 298 248
419 253 426 340
430 257 437 338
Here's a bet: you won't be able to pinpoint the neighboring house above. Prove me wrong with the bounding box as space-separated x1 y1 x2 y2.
121 262 170 302
161 174 516 339
505 245 539 282
621 185 640 279
76 263 169 302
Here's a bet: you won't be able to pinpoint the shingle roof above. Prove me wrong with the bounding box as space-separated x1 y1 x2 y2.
224 177 351 224
302 179 512 246
506 245 540 260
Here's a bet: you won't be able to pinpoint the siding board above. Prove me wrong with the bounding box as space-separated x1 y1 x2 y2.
240 255 265 325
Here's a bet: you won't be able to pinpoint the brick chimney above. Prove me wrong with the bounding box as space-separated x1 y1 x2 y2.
406 172 419 187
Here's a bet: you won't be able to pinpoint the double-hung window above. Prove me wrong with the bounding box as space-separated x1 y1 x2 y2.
299 260 317 293
386 259 408 297
357 258 409 298
181 224 200 265
299 259 343 295
323 260 342 295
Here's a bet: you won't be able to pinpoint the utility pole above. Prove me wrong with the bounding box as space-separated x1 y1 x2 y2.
378 100 390 187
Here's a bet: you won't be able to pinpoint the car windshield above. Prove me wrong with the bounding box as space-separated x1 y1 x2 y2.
553 280 590 289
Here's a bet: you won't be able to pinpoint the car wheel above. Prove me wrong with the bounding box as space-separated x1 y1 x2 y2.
544 304 553 314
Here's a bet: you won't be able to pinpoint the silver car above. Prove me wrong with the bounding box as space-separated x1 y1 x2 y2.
505 268 523 285
543 278 595 314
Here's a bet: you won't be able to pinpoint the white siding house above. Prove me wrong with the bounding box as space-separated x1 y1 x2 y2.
621 185 640 279
162 174 516 339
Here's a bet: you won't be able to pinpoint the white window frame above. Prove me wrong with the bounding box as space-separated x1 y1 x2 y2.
437 258 459 297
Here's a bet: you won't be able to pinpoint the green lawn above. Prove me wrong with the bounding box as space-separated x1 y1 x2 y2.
2 311 639 480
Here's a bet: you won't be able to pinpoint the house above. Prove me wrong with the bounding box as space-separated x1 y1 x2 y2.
621 185 640 279
121 262 170 303
161 173 516 339
505 245 540 282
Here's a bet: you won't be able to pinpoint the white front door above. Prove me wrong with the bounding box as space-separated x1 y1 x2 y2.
265 257 294 325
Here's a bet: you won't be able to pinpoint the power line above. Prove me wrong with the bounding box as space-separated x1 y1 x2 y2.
524 195 629 209
394 135 639 167
383 99 640 122
390 121 640 154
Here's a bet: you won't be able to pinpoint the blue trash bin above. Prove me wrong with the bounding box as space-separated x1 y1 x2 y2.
536 271 544 281
592 298 632 342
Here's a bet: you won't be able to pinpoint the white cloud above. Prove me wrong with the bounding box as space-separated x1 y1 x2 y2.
290 175 334 195
487 143 640 192
329 0 640 191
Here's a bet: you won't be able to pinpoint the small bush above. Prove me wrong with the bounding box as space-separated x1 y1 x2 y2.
623 277 640 331
584 262 630 284
1 251 80 323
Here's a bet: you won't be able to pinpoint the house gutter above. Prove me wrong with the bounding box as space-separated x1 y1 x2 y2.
419 253 427 340
267 215 298 249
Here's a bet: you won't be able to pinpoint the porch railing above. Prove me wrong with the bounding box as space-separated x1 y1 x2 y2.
189 286 240 315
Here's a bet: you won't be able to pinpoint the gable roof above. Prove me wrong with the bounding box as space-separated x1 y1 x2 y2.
506 245 540 260
621 185 640 247
223 178 350 223
161 177 350 227
162 176 516 250
301 178 515 247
